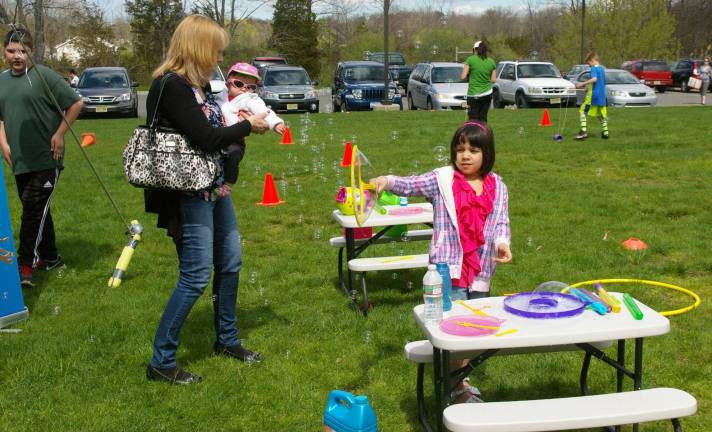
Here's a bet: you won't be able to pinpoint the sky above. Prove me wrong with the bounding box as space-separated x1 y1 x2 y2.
100 0 535 22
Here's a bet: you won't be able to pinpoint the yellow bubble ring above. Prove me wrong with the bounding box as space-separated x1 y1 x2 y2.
561 278 701 317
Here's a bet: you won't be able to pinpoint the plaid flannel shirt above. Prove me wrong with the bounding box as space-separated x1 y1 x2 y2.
387 166 510 292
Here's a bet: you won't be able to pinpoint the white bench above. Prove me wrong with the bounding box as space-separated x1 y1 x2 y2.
331 229 432 315
348 254 430 313
443 387 697 432
404 339 614 432
348 253 430 272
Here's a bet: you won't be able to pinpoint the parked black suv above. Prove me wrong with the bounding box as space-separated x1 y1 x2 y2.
670 59 703 92
332 61 402 111
365 51 412 91
75 67 138 117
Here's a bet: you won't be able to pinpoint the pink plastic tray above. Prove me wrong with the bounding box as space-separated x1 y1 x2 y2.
388 207 424 216
439 315 505 337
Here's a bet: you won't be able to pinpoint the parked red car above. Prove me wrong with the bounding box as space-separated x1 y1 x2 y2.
621 60 672 92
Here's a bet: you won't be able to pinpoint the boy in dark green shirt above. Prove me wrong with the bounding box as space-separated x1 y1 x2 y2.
0 28 82 286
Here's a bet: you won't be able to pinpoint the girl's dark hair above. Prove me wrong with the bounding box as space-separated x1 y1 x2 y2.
450 121 495 176
475 41 488 59
4 28 34 50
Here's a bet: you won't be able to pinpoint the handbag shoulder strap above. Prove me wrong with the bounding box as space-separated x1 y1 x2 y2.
149 72 175 130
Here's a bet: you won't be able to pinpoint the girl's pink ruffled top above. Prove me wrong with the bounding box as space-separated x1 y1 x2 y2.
451 172 495 288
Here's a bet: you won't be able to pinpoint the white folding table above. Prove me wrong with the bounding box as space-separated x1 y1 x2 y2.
332 203 433 313
412 294 670 432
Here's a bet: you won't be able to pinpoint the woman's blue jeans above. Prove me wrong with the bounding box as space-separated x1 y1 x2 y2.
150 194 242 369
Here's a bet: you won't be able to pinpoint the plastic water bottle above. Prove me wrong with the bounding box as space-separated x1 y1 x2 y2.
423 264 443 326
436 262 452 312
323 390 378 432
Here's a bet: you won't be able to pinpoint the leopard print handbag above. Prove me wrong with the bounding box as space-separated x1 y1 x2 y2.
123 74 220 191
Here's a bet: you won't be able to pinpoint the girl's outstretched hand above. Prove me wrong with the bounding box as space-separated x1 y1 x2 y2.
493 243 512 264
370 176 388 194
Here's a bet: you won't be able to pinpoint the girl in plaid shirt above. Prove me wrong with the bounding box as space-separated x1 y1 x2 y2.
372 120 511 297
372 121 512 402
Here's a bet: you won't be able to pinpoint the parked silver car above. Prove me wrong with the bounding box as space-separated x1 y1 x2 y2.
76 67 139 117
572 68 656 107
259 65 319 113
407 62 468 110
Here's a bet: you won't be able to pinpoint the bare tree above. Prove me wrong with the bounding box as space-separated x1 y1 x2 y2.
0 3 10 24
193 0 272 39
33 0 44 58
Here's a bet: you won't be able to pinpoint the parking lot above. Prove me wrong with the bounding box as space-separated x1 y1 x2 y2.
136 87 705 117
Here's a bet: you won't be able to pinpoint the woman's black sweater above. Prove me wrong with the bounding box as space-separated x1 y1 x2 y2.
143 73 252 239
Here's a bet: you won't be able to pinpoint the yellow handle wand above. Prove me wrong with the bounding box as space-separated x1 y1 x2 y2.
108 220 143 288
456 300 490 317
454 321 500 330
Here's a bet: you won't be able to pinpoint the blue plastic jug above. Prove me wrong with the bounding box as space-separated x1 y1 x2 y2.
323 390 378 432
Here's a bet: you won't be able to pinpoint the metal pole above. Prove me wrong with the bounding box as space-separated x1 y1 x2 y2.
382 0 392 105
580 0 586 64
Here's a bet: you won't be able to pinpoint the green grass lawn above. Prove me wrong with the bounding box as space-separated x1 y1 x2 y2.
1 107 711 431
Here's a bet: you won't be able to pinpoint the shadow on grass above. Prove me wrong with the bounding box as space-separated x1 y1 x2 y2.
398 376 583 430
331 269 424 310
21 238 114 312
179 301 290 364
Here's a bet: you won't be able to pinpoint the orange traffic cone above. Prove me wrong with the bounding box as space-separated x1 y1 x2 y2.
256 172 285 206
539 109 552 127
281 126 293 145
340 141 353 167
622 237 648 251
81 132 96 148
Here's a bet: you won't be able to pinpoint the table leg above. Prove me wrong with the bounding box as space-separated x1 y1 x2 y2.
632 338 644 432
337 247 348 296
579 351 592 395
360 272 369 316
432 347 443 432
616 339 625 392
442 349 451 407
416 363 434 432
615 339 625 432
344 228 357 307
633 338 643 390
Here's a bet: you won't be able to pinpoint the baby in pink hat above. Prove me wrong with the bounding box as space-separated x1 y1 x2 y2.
221 62 285 133
214 62 286 198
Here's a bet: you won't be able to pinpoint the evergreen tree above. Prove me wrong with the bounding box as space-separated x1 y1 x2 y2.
269 0 320 80
125 0 184 80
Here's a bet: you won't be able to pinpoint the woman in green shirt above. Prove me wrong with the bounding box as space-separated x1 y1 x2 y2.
460 41 497 123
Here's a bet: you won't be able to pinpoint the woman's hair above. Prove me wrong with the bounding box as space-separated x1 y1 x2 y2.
474 41 488 59
4 28 34 50
450 121 495 176
153 15 228 87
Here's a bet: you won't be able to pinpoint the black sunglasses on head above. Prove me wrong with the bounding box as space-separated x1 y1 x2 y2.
227 79 257 91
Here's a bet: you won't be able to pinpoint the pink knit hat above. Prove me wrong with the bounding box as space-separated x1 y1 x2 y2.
227 62 260 81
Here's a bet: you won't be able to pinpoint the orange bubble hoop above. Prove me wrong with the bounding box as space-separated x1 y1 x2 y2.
561 278 701 317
